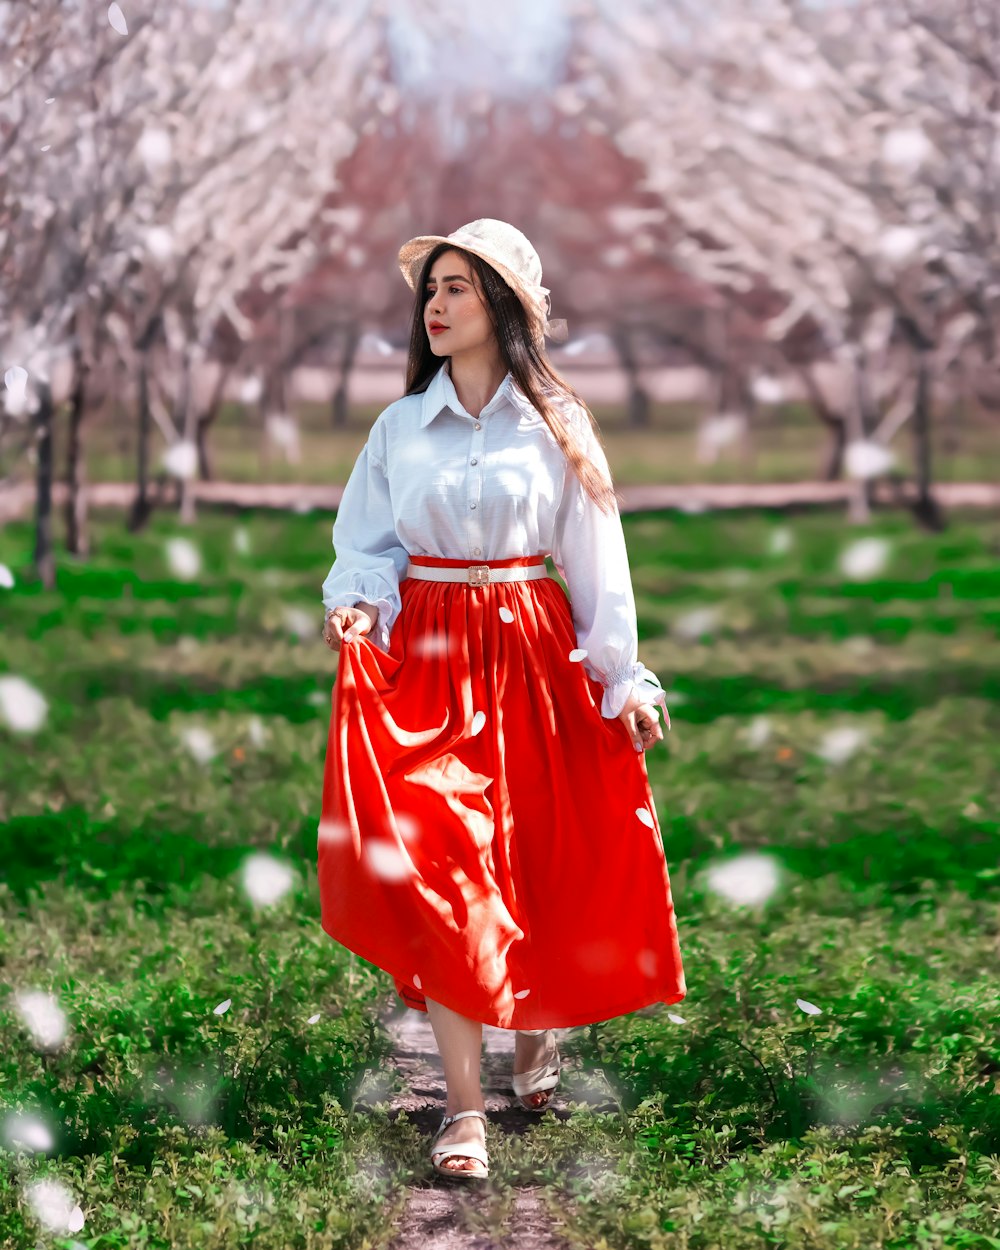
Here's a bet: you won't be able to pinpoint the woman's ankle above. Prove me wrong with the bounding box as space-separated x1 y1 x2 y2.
444 1097 486 1116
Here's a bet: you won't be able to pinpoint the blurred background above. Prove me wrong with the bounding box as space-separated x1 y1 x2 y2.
1 3 999 1248
2 0 999 557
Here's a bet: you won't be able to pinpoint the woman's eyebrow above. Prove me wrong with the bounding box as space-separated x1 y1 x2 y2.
426 274 469 284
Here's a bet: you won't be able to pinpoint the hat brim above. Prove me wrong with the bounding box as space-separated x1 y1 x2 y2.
397 236 542 330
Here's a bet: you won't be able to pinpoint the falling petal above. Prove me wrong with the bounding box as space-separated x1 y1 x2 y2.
239 376 263 405
307 1013 321 1024
817 726 867 765
107 3 128 36
2 1112 54 1153
672 607 719 641
470 710 486 736
240 852 295 906
705 851 781 906
0 675 48 733
233 527 251 554
365 840 412 882
769 527 793 555
413 973 422 989
637 949 657 976
282 606 316 640
513 988 531 999
179 726 216 764
839 537 890 581
14 990 66 1050
746 716 772 748
395 812 421 841
40 144 51 152
568 648 588 662
68 1206 85 1233
165 536 202 580
317 817 350 844
698 412 746 451
498 606 515 623
636 807 655 829
25 1178 80 1233
411 632 453 657
796 998 823 1016
666 1012 687 1024
751 374 784 405
4 365 27 398
213 998 232 1015
845 440 895 480
162 440 198 480
136 126 171 169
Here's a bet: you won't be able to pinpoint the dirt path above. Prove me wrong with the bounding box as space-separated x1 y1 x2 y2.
3 478 999 524
355 1004 577 1250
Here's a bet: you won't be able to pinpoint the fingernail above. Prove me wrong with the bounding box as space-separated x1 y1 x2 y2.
634 741 642 751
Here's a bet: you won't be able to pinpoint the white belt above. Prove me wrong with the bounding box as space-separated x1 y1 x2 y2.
406 561 549 586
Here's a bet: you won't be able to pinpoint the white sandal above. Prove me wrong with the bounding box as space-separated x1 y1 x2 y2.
430 1109 489 1180
512 1028 561 1111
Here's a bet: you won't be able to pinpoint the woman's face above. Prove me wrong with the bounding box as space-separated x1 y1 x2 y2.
423 249 496 358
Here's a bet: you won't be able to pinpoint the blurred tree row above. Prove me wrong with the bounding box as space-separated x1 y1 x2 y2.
1 0 997 585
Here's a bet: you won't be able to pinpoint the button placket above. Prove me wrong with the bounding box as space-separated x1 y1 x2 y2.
468 415 485 559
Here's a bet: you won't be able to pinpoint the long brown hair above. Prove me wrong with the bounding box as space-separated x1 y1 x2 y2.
403 243 618 516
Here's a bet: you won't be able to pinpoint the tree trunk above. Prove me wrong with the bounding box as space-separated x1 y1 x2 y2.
911 345 944 529
128 350 154 532
176 347 197 525
612 329 650 428
331 325 360 429
795 363 848 480
64 345 90 557
847 347 876 524
195 363 231 481
33 380 56 589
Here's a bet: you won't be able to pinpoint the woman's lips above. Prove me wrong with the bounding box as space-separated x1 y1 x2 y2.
429 326 448 335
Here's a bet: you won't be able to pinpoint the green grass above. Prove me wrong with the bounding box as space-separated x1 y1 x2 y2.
1 506 999 1248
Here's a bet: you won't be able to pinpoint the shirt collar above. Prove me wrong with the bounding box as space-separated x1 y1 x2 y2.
419 360 537 428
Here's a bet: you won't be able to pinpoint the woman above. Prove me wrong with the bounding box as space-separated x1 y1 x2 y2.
318 219 686 1181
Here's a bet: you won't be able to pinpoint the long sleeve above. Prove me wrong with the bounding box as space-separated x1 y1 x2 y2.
321 430 408 653
551 414 670 722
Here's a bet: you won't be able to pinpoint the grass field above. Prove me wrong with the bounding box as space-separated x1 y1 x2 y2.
1 505 999 1248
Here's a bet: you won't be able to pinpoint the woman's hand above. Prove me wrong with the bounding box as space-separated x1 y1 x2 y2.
323 603 378 651
617 687 667 753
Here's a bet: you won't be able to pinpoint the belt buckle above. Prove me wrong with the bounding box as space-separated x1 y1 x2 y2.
467 564 491 586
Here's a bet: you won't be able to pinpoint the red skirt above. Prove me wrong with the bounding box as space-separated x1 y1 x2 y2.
318 553 686 1030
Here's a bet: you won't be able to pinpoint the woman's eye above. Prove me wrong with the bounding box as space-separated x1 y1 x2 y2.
425 286 464 296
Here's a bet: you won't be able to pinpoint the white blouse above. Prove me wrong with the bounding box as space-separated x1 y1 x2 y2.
321 359 667 721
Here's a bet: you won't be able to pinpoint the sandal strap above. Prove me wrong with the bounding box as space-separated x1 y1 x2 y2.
439 1109 487 1130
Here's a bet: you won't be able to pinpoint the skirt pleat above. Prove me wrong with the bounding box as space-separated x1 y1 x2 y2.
318 554 686 1030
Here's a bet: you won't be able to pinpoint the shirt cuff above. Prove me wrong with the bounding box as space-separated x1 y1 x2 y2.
598 661 670 727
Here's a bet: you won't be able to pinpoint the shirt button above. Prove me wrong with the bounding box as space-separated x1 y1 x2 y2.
472 547 481 556
470 502 477 509
470 457 478 465
474 422 481 430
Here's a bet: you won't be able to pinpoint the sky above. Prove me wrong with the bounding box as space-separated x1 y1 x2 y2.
384 0 571 97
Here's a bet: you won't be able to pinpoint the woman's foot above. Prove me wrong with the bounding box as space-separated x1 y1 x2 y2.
433 1108 487 1175
513 1030 557 1109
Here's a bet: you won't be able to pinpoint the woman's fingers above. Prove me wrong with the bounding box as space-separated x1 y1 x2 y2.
324 606 375 651
624 711 643 752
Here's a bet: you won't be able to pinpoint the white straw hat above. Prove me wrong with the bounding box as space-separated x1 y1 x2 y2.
398 218 569 349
